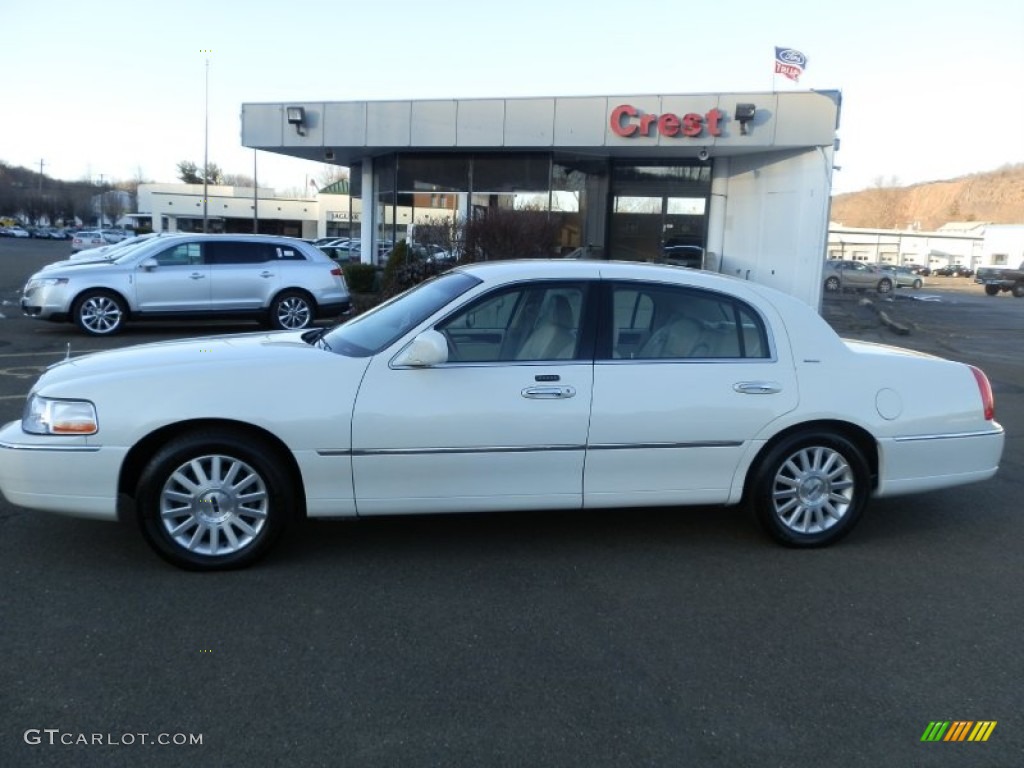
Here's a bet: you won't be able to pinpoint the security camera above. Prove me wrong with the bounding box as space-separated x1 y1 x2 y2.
697 148 710 162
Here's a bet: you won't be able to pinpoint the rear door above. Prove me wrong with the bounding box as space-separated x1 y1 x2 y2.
206 240 282 310
585 280 799 508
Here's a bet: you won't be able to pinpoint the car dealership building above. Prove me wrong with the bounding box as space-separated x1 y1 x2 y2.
241 90 841 307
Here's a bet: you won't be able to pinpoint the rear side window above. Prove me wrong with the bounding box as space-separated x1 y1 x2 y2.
206 242 277 265
607 282 769 360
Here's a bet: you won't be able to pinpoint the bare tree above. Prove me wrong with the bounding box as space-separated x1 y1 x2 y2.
317 163 349 189
461 205 561 261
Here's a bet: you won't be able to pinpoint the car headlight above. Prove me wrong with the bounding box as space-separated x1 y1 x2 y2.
25 277 69 290
22 395 98 435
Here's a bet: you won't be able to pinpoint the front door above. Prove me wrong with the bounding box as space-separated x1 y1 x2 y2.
608 163 711 263
351 281 594 515
134 240 210 311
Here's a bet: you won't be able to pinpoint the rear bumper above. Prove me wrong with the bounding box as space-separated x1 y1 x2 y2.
876 425 1005 496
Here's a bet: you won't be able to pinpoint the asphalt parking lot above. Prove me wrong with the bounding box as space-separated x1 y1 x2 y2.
1 239 1022 768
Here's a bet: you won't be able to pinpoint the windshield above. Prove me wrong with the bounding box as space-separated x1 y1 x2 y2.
320 271 481 357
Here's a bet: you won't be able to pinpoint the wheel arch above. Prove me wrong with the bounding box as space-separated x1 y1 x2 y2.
271 286 317 309
740 419 879 503
71 286 132 316
117 418 307 521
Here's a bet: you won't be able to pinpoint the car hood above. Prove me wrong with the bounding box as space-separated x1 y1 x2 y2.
34 331 356 394
41 256 115 271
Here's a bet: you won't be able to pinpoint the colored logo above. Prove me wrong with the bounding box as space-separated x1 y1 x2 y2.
921 721 997 742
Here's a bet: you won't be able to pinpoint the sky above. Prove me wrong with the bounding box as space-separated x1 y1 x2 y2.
1 0 1021 196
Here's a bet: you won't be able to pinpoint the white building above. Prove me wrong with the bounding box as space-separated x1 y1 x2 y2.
240 91 843 308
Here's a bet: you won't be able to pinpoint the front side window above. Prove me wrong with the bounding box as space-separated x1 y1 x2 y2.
438 282 587 363
607 282 768 360
152 242 202 267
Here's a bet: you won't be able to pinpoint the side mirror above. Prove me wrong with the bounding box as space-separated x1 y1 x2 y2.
140 258 159 271
393 330 449 367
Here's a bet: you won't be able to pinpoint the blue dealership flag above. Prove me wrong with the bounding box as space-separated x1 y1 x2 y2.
774 47 807 82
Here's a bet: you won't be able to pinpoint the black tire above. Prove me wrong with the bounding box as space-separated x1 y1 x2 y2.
136 429 293 570
269 290 315 330
984 284 1000 296
824 276 841 293
73 290 126 335
1013 283 1024 298
750 432 870 547
876 278 893 294
912 279 923 289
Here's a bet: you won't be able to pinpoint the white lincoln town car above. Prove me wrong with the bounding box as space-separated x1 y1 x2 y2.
0 260 1004 570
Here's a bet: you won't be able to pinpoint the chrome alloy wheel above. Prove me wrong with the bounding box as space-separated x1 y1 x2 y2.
159 454 269 557
274 296 312 329
769 446 855 534
78 295 123 334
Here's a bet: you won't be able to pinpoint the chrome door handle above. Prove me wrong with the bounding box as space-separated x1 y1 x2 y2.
522 385 576 399
189 272 206 280
733 381 782 395
260 271 274 278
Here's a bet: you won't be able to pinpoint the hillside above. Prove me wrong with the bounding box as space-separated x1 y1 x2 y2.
830 163 1024 231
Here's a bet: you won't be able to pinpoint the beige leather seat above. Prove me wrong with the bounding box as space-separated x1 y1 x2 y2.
515 295 576 360
638 315 703 358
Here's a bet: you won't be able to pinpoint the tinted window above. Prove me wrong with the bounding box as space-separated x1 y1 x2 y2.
607 283 768 360
206 241 276 265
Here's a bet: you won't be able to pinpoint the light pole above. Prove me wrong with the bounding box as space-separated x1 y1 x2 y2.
202 57 209 233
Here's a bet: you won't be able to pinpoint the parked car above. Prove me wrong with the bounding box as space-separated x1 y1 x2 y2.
0 260 1003 570
880 265 924 289
1 226 30 238
21 233 350 335
70 230 108 253
823 260 894 294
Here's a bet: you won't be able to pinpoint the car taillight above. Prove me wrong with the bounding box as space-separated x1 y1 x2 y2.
969 365 995 421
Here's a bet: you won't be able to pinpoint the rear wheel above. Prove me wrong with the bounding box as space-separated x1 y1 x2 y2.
750 432 870 547
877 278 893 294
824 276 840 293
136 429 293 570
984 284 1000 296
912 279 923 289
269 290 315 330
1012 283 1024 298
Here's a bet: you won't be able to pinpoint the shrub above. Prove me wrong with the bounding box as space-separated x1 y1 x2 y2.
343 263 378 294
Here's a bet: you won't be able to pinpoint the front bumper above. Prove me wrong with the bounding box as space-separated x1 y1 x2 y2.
0 420 124 521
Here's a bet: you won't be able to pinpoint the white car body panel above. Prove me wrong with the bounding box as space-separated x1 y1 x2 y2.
352 358 593 514
0 260 1004 549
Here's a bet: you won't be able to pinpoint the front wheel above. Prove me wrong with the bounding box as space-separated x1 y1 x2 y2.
912 279 923 289
136 430 294 570
984 284 1000 296
74 290 126 335
269 290 315 330
1013 283 1024 298
877 278 893 294
824 276 840 293
750 432 870 547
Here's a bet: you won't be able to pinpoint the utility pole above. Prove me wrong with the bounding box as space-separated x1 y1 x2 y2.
38 158 45 193
203 56 209 233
